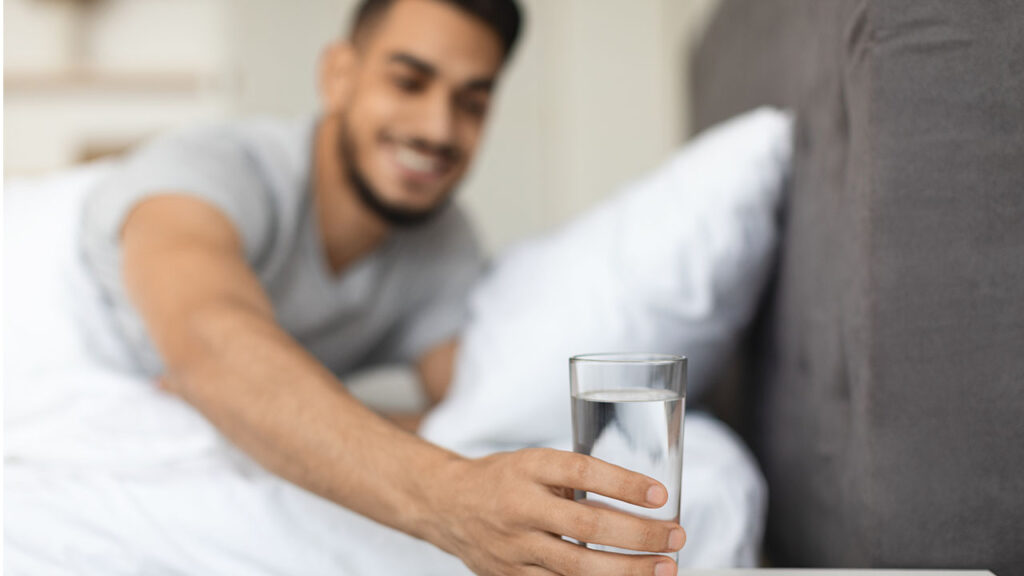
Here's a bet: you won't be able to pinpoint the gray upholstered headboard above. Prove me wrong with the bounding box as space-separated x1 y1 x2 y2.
691 1 1024 573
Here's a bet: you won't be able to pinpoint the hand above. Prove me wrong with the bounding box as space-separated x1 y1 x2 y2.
423 448 685 576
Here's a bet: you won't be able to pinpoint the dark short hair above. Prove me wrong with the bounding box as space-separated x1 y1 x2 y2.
350 0 523 60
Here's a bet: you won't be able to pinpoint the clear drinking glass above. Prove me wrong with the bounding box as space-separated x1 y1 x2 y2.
570 353 686 559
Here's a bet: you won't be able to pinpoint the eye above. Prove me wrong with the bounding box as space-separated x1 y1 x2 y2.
392 74 425 93
458 96 489 119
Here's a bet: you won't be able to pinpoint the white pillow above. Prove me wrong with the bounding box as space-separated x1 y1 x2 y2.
421 107 793 453
4 164 115 378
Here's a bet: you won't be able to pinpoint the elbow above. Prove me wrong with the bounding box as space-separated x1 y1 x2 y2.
159 300 261 397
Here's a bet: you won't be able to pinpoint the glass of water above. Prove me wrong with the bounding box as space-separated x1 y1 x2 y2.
570 353 686 559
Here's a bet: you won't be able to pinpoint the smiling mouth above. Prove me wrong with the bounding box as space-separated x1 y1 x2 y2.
389 141 457 184
396 144 441 171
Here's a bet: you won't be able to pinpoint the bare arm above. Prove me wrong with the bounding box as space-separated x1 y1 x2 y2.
122 195 684 575
122 195 453 535
419 338 456 408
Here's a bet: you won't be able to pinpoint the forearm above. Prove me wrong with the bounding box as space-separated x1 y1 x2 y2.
383 412 427 434
117 200 687 576
165 302 460 540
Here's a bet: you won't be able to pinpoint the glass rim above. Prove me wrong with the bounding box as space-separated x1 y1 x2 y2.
570 352 686 366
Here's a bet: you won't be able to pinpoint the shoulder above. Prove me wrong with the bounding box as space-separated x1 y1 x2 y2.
148 116 314 189
230 116 316 184
118 115 313 180
82 116 315 267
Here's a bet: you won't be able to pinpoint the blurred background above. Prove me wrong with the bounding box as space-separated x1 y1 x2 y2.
4 0 720 253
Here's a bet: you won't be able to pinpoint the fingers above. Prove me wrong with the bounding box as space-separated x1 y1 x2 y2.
521 566 560 576
532 498 685 554
527 449 668 508
532 535 677 576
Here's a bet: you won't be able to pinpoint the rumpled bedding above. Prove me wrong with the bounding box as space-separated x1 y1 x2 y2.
5 111 780 572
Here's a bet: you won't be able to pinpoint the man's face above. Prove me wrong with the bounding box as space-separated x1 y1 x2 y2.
324 0 505 222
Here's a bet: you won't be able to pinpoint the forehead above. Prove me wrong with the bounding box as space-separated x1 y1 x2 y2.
364 0 504 79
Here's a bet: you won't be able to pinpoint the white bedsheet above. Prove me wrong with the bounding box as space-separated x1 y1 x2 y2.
4 164 766 574
5 362 764 574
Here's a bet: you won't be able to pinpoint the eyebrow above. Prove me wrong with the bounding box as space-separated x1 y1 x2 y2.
389 52 435 76
387 51 495 93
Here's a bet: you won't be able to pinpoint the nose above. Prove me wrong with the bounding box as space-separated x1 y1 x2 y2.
409 85 456 149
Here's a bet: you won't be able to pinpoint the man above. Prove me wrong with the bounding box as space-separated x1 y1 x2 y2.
79 0 686 574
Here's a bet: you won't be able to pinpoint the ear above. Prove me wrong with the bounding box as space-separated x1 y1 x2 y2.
318 41 358 113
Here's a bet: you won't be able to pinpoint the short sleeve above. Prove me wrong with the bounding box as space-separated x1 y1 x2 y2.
82 125 275 266
78 124 276 374
376 207 486 364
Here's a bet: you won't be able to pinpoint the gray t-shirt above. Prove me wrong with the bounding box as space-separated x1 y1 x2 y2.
79 117 484 377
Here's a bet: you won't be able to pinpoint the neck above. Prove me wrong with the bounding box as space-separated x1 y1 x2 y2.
313 113 390 275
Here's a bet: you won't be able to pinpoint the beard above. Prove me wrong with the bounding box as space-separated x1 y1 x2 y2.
337 117 453 228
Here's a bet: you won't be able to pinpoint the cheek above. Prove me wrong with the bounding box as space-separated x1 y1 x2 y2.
455 118 485 163
347 78 400 139
346 93 394 162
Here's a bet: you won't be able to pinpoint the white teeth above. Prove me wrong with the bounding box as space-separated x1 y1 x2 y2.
395 145 440 174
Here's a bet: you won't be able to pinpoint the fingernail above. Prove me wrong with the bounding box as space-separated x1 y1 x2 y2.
668 528 685 550
654 560 676 576
645 485 666 505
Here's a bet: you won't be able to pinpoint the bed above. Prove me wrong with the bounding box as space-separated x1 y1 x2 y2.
4 108 784 573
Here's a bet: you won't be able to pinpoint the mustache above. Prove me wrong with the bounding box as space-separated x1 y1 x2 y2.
382 132 461 165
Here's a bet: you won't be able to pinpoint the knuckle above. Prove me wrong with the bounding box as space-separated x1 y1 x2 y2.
517 533 546 566
629 560 656 576
527 537 557 569
621 556 657 576
522 447 550 470
561 547 584 576
570 456 591 485
617 475 640 501
570 508 600 539
536 447 558 458
638 522 662 550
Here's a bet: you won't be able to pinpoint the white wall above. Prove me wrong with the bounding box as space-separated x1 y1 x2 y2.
4 0 721 252
460 0 721 250
4 0 233 175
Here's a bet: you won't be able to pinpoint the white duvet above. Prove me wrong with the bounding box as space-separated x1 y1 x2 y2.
5 108 788 574
5 362 761 575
